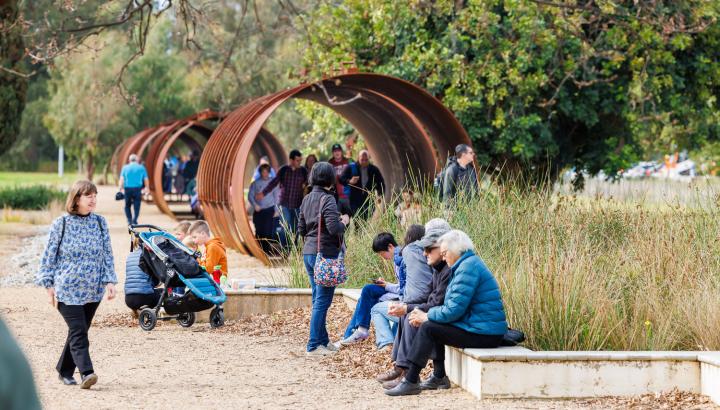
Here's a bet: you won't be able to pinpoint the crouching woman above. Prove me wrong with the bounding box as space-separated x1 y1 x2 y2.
385 229 507 396
35 180 117 389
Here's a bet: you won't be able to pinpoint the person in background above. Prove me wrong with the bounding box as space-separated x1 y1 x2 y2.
182 236 198 252
395 190 422 230
118 153 149 226
340 149 385 219
256 149 308 247
173 221 191 241
297 162 349 356
370 224 428 351
124 243 162 313
377 219 452 389
385 230 507 396
36 180 117 390
0 317 42 410
442 144 478 203
336 232 403 347
248 163 281 254
328 143 350 212
251 156 277 183
305 154 318 173
189 221 227 276
182 150 200 194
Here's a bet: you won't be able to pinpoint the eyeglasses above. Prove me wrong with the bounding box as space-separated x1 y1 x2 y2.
440 250 448 258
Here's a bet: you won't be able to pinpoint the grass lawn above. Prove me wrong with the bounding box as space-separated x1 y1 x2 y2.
0 172 83 188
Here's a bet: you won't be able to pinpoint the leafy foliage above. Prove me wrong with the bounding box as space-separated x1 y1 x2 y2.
0 0 28 157
301 0 720 184
0 185 65 210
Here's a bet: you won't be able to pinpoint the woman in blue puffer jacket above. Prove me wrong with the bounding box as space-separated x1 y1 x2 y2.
124 248 161 311
385 229 508 396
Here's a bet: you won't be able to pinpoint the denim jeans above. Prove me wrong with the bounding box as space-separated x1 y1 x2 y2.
343 284 387 338
370 300 399 349
304 254 336 352
124 187 142 225
280 206 300 247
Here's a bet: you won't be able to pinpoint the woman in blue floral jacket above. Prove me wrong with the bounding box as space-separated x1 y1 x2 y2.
36 180 117 390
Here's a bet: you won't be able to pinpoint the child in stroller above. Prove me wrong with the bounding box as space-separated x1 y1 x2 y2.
128 224 226 331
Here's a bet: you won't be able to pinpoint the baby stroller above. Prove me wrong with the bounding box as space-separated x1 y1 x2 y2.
128 224 226 331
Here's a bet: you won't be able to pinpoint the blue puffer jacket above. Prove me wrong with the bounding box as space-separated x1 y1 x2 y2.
427 250 507 335
124 249 155 295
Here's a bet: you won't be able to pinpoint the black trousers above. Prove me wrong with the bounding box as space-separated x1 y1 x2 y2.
407 321 503 373
56 302 100 377
391 314 438 369
253 206 277 253
125 289 163 310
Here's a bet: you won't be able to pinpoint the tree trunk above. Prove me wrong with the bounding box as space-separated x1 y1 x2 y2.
0 0 27 156
86 152 95 181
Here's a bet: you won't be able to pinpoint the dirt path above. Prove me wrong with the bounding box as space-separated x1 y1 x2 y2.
0 185 665 409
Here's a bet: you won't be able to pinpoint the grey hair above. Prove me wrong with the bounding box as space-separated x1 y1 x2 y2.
129 154 138 163
437 230 474 256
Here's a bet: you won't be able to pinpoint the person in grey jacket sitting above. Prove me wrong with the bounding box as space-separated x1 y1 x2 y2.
124 247 162 311
376 218 453 388
370 224 432 350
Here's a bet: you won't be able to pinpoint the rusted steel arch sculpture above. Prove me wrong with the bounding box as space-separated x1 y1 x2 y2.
198 72 472 265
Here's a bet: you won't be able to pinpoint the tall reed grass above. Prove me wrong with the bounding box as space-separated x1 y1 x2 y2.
285 180 720 351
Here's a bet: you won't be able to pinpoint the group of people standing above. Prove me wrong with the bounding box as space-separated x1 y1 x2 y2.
248 144 385 254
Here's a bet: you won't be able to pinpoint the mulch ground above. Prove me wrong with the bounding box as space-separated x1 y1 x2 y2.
95 299 719 409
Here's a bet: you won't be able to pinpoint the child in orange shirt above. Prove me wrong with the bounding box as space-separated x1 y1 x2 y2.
188 220 227 276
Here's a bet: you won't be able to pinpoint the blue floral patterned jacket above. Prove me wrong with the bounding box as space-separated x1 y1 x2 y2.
35 213 118 305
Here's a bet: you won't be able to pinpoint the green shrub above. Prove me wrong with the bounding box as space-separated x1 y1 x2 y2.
0 185 66 210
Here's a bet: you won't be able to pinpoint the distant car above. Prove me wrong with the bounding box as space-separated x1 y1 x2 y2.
622 162 661 179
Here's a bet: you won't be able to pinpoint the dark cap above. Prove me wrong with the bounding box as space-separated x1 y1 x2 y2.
331 143 343 152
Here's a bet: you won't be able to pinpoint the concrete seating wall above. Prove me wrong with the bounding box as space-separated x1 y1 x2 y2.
446 346 720 404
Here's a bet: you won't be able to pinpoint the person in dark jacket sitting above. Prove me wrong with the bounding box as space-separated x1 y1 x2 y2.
385 229 508 396
297 162 350 356
124 247 162 312
376 218 453 389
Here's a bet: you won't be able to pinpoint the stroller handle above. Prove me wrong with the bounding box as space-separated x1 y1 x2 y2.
128 224 166 234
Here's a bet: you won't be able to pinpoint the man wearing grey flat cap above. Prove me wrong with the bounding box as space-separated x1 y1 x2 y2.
375 218 454 389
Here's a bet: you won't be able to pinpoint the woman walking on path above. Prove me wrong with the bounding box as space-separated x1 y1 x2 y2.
35 180 118 389
297 162 350 356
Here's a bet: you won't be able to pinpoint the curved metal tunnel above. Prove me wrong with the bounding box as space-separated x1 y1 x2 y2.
110 110 286 221
198 72 471 265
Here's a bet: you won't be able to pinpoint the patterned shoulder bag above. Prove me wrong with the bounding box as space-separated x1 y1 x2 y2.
313 196 348 287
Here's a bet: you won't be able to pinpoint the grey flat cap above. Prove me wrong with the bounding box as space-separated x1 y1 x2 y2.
416 218 451 249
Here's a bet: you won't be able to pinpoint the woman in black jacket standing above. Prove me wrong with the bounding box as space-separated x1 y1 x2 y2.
297 162 350 356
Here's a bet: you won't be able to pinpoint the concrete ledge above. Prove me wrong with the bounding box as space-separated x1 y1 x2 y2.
447 346 720 404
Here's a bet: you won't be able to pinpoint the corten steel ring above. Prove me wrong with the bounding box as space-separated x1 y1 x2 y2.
198 72 471 265
111 110 285 222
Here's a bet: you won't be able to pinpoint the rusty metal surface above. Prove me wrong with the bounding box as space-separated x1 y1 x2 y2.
198 73 471 265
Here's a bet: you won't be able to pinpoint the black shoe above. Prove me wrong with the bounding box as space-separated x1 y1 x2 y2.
384 379 421 396
419 374 451 390
58 375 77 385
80 373 98 389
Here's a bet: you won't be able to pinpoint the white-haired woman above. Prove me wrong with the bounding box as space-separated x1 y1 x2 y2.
385 229 507 396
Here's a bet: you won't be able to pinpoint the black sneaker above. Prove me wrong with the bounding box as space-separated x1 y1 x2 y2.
80 373 98 389
419 374 451 390
58 374 77 386
384 379 421 396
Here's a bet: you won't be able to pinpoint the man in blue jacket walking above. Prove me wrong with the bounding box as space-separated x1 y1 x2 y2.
118 154 149 226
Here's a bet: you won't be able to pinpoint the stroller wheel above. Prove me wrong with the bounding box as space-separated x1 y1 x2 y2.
138 308 157 331
209 307 225 328
177 312 195 328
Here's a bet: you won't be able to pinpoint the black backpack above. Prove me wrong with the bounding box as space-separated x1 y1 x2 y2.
434 156 456 201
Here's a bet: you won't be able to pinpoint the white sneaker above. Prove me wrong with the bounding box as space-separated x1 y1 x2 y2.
326 342 341 352
340 329 369 346
306 345 335 357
